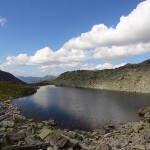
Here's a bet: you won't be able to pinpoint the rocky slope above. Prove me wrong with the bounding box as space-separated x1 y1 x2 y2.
0 70 24 84
52 59 150 94
1 99 150 150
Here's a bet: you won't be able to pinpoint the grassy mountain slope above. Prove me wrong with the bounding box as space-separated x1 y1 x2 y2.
0 70 37 101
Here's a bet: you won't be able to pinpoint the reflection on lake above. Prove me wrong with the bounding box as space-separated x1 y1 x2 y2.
14 85 150 130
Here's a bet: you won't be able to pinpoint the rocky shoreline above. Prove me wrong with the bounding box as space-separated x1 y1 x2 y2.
0 99 150 150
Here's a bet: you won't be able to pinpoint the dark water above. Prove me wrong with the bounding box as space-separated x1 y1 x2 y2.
14 85 150 131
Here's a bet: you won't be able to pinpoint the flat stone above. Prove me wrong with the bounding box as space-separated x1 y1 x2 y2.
57 137 69 148
39 129 52 140
103 133 112 138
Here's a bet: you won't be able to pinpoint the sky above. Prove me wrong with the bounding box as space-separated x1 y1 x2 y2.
0 0 150 77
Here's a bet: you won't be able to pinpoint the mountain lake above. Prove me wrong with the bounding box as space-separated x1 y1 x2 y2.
14 85 150 131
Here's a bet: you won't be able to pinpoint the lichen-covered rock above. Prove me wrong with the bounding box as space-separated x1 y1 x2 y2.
39 129 52 140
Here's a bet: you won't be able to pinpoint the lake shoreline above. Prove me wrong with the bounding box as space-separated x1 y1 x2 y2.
14 85 150 131
1 98 150 149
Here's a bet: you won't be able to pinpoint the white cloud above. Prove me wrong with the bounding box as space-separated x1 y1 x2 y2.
1 0 150 76
93 42 150 61
0 17 6 26
80 63 126 70
6 54 30 65
64 0 150 49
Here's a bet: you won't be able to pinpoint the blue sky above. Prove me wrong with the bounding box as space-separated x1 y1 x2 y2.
0 0 150 76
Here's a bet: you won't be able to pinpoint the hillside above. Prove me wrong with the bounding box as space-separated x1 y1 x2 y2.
52 59 150 94
0 82 37 101
0 70 24 83
0 70 37 101
18 75 56 83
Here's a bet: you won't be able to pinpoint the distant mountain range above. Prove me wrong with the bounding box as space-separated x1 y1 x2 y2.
0 70 25 84
18 75 56 83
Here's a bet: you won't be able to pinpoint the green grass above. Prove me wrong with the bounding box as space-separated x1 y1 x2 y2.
0 82 37 101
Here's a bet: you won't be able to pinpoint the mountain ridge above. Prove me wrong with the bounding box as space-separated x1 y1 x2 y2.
18 75 56 83
0 70 25 84
52 59 150 94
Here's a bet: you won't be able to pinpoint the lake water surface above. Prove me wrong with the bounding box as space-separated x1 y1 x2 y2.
14 85 150 130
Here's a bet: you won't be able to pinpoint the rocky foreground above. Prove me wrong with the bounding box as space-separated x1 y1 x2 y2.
1 100 150 150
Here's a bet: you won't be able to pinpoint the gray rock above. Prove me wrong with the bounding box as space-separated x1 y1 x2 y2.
103 133 112 138
144 112 150 118
13 114 26 120
6 133 26 143
25 136 35 145
0 115 6 122
6 128 14 134
96 143 110 150
47 147 54 150
57 137 69 148
139 107 150 116
2 121 14 128
132 145 145 150
17 129 26 135
37 123 43 128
